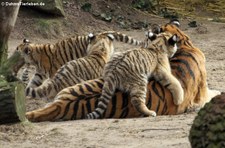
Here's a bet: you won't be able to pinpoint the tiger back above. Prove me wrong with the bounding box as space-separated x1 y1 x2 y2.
25 20 217 122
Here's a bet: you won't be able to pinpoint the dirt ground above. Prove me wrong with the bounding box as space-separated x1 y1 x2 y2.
1 1 225 147
1 20 224 148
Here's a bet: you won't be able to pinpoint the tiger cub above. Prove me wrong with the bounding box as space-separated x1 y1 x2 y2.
16 37 89 88
86 31 184 119
26 33 115 100
17 31 142 88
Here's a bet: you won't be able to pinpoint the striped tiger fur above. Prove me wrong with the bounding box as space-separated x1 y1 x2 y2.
16 37 88 88
19 64 35 85
86 31 183 119
150 19 220 112
25 20 220 122
16 31 142 88
25 32 140 100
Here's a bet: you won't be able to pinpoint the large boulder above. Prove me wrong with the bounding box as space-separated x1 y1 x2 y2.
22 0 65 16
189 92 225 148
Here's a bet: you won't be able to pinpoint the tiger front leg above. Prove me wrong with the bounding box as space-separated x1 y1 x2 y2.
26 72 47 89
154 68 184 105
20 67 32 86
129 82 156 117
25 72 48 99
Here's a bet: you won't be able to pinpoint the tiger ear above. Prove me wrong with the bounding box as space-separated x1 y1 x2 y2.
151 24 161 34
107 34 114 41
168 34 178 46
88 33 95 41
169 19 180 27
147 31 157 41
23 39 30 43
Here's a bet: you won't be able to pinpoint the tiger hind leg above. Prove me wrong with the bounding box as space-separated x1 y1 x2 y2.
130 84 156 117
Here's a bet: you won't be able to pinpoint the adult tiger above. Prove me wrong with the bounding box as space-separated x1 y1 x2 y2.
16 31 142 88
26 20 220 122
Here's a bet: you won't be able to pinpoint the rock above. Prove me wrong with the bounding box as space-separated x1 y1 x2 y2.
158 8 179 19
189 92 225 148
100 13 112 22
22 0 65 16
81 3 92 12
132 0 158 12
188 21 198 28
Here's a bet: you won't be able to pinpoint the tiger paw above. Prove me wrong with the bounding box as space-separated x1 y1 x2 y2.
173 89 184 105
173 97 184 105
144 111 157 117
150 111 157 117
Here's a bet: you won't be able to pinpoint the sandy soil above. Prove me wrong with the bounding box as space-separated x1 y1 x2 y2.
0 20 225 148
0 113 195 148
1 0 225 145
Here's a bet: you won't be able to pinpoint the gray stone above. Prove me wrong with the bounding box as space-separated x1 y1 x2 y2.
22 0 65 16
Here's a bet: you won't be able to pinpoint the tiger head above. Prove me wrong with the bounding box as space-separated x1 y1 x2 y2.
150 19 190 42
87 33 115 59
146 31 178 58
16 39 35 65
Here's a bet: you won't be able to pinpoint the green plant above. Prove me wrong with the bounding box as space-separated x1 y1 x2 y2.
35 19 63 39
36 19 50 30
189 93 225 148
81 3 92 12
132 0 158 12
